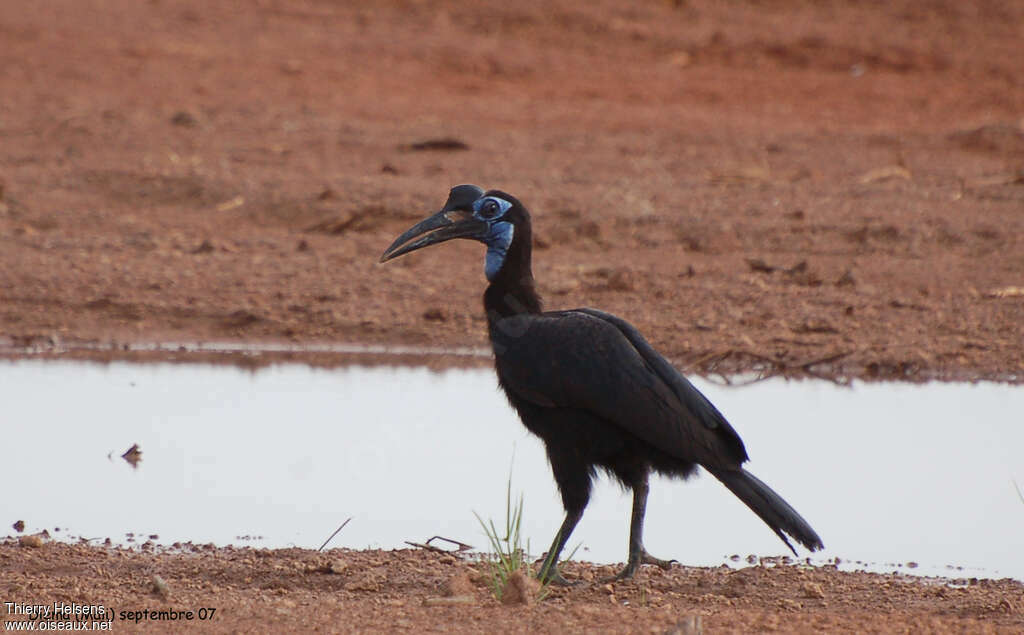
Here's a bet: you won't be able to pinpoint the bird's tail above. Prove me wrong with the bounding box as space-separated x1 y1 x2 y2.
709 467 824 555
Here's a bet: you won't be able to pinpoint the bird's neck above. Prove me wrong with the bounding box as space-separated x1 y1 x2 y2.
483 230 542 321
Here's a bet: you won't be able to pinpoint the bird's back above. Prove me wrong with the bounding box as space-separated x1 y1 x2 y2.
488 309 748 470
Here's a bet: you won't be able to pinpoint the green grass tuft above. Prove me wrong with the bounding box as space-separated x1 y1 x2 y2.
474 475 565 602
474 479 529 601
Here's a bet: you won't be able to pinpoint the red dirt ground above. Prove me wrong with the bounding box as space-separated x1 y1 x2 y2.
2 541 1023 634
2 0 1023 632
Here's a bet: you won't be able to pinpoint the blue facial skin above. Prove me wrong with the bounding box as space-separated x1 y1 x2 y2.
483 222 514 281
472 197 515 281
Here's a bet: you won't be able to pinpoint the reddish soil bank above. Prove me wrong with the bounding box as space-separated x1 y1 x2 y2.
1 0 1022 381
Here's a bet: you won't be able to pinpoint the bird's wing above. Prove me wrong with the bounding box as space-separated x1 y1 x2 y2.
491 309 748 467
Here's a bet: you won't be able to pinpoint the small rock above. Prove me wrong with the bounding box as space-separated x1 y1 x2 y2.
403 138 470 152
606 270 634 292
329 560 348 574
19 535 43 548
467 570 487 586
423 307 447 322
668 51 691 68
345 576 380 592
215 196 245 212
191 240 216 254
801 581 825 599
170 111 198 127
746 258 777 274
836 270 856 287
859 165 911 184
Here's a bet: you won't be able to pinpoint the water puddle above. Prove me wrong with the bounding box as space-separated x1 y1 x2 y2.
3 360 1022 581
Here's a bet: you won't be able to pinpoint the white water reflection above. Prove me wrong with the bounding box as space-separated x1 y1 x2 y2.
2 361 1022 581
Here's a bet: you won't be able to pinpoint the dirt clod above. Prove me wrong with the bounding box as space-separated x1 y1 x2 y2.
801 581 826 599
403 138 470 152
501 570 539 606
18 535 43 548
423 307 448 322
445 571 475 597
170 111 198 127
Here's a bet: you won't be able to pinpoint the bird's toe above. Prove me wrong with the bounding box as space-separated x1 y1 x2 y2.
538 569 579 587
641 551 677 571
601 562 640 583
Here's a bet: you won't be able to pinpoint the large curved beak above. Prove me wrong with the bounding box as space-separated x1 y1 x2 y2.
379 209 487 263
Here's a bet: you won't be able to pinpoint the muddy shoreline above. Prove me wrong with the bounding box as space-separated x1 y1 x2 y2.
1 335 1021 385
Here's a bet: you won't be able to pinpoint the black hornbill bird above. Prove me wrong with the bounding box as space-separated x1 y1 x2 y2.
380 185 824 582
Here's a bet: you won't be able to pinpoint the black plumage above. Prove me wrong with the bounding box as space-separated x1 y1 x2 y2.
381 185 823 582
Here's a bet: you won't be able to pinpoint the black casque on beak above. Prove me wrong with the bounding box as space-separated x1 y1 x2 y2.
379 185 487 263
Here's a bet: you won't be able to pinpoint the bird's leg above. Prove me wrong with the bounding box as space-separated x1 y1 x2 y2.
607 476 677 581
536 509 583 586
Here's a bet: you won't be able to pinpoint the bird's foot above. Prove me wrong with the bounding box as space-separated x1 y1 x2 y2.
603 562 639 583
534 553 578 587
641 551 677 571
603 550 677 582
537 568 578 587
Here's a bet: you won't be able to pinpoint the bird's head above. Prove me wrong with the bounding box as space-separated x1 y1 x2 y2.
379 184 529 282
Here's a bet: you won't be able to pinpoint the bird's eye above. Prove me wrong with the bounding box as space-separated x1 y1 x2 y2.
479 199 501 219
